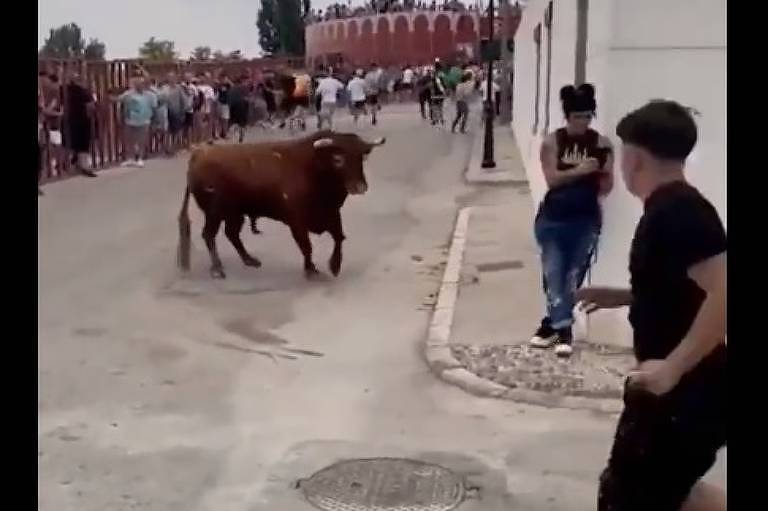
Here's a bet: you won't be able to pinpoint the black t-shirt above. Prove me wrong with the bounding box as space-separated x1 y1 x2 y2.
540 128 604 221
217 82 231 104
629 181 727 375
65 83 93 124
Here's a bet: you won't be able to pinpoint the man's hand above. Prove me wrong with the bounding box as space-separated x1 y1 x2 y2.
575 287 632 313
575 157 600 175
628 359 682 396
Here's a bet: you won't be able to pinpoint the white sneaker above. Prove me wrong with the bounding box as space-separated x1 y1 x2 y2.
529 324 557 348
555 343 574 358
135 159 145 168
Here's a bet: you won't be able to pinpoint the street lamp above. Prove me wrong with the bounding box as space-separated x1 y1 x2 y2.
481 0 496 169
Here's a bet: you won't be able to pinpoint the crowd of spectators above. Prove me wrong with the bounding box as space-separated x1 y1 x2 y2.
306 1 475 24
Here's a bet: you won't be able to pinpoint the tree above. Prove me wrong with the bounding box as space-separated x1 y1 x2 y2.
40 23 85 59
257 0 306 56
139 37 176 61
192 46 212 61
275 0 305 55
84 38 106 60
212 50 226 61
257 0 280 55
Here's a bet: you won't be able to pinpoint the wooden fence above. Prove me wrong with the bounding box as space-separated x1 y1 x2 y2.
38 57 304 183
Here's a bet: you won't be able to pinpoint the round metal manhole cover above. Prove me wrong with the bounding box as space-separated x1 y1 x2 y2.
297 457 467 511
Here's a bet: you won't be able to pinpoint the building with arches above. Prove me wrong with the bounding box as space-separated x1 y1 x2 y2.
305 8 521 69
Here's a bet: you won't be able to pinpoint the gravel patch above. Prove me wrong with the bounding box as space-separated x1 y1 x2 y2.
450 342 635 400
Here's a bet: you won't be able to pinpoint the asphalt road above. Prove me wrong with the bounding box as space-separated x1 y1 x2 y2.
38 108 725 511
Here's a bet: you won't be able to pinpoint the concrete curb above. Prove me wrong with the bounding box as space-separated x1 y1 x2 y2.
423 206 623 415
464 130 529 186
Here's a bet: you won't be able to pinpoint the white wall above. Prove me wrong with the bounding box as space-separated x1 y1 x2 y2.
512 0 726 345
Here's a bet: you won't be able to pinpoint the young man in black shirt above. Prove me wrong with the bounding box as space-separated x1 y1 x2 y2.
577 100 726 511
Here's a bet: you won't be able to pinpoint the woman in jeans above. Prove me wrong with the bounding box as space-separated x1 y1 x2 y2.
529 83 614 358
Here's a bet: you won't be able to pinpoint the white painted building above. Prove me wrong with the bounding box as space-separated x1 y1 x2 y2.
512 0 726 344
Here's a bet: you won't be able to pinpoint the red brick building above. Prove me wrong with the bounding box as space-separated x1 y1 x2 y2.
305 8 521 69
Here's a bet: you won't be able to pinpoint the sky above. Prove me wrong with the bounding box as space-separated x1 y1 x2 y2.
38 0 341 60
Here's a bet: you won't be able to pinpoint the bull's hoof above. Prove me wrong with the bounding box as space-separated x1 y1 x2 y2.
210 267 227 279
329 258 341 277
305 267 326 281
243 257 262 268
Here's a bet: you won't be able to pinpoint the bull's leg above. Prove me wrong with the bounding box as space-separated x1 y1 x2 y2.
202 211 226 279
249 215 262 234
289 223 319 278
327 211 345 277
224 215 262 268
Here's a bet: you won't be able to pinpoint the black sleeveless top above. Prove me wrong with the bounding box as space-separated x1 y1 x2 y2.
540 127 604 221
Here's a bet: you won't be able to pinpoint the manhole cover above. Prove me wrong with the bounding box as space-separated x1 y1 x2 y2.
297 457 468 511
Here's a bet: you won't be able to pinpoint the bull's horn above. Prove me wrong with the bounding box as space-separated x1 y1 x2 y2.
368 137 386 146
313 138 334 148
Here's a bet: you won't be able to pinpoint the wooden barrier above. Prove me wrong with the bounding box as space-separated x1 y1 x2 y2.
37 57 305 183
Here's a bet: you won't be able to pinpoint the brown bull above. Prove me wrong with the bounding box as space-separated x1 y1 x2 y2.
177 131 386 279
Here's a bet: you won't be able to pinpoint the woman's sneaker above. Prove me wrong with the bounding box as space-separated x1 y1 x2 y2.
529 323 557 348
554 328 574 358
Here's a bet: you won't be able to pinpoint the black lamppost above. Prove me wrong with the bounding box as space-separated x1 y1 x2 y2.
481 0 496 169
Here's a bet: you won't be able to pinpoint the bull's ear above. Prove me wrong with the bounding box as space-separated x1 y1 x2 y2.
313 138 334 149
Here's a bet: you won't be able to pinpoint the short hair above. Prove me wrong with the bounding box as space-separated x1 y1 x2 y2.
616 100 698 161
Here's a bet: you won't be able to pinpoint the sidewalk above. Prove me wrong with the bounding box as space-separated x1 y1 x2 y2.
425 128 634 413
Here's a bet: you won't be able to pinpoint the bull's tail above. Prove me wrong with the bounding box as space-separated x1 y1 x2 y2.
177 185 192 272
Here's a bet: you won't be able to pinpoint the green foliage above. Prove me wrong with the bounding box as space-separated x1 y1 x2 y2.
84 38 106 60
139 37 176 61
40 23 85 59
257 0 306 56
192 46 212 61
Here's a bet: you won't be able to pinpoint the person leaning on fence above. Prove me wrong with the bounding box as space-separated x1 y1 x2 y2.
41 73 65 175
64 72 97 177
149 77 170 156
164 72 188 155
117 75 157 169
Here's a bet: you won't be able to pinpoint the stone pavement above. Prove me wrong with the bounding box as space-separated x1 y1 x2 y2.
425 129 635 413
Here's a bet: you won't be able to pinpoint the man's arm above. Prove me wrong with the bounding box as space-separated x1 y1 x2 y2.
666 252 727 376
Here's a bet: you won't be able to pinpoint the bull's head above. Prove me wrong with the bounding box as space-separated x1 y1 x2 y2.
312 133 386 195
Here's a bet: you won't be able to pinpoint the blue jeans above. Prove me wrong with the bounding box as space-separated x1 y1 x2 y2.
534 213 600 330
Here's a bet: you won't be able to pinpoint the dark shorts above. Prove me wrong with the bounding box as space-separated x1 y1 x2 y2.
366 94 379 106
352 100 366 111
184 112 194 129
598 376 726 511
168 111 184 135
230 102 249 127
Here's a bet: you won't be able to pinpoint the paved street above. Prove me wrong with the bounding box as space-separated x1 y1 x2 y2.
39 109 724 511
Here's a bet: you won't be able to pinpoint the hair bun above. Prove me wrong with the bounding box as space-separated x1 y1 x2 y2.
577 83 596 99
559 85 576 102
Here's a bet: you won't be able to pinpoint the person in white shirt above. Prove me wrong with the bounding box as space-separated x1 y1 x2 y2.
315 71 345 130
347 70 368 124
364 64 384 125
452 71 475 134
399 65 415 102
